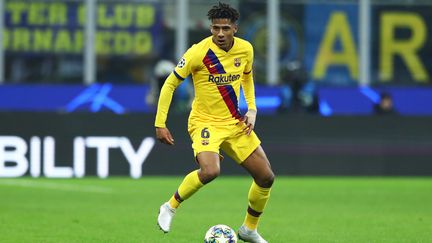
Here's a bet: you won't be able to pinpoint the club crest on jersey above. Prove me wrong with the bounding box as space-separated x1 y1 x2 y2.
201 139 209 145
177 58 186 68
234 58 241 67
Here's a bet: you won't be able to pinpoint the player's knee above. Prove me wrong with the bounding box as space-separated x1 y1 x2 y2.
199 167 220 184
256 171 275 188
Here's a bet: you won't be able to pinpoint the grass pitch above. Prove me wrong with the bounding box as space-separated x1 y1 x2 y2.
0 177 431 242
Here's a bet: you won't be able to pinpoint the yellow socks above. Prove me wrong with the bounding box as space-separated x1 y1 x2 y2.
243 181 271 230
168 170 204 209
167 173 272 231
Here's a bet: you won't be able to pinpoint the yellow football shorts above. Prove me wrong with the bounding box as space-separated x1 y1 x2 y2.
188 122 261 164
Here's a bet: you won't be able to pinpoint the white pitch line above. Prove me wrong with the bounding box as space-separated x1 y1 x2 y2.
0 179 112 194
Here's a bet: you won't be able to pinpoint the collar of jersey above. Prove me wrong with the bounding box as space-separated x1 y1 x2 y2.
210 36 237 54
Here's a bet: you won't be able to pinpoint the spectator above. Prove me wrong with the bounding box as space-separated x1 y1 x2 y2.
374 92 397 115
277 60 306 113
277 60 318 114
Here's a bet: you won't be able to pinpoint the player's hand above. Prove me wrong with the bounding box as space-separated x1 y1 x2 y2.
242 109 257 135
156 127 175 145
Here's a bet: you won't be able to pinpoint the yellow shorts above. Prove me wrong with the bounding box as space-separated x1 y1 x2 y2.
188 122 261 164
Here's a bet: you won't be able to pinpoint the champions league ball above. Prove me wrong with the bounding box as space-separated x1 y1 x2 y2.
204 224 238 243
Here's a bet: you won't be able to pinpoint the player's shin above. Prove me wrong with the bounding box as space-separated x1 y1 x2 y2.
243 180 271 230
168 170 204 208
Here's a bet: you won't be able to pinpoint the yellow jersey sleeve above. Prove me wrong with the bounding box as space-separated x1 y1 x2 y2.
242 70 256 111
173 45 198 80
241 44 257 111
154 45 199 127
244 43 253 74
154 72 182 128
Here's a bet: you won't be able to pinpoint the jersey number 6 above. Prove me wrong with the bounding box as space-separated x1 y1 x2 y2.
201 127 210 138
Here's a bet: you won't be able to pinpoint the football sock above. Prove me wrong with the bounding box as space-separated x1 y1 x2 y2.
243 180 271 230
168 170 204 209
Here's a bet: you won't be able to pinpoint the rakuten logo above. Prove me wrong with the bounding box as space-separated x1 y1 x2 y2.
0 136 155 179
208 73 240 84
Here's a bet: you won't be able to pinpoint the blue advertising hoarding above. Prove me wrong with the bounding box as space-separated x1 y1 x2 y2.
0 84 282 114
0 84 431 115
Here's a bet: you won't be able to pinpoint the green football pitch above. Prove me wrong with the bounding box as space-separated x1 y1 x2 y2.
1 177 431 242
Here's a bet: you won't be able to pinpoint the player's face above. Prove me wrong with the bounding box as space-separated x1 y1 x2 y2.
210 18 237 51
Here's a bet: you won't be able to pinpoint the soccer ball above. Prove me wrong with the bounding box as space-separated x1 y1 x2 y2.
204 224 238 243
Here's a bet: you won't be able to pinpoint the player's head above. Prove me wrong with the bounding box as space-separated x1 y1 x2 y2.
207 2 239 51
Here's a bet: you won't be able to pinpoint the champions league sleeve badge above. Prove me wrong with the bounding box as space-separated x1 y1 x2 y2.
177 58 186 68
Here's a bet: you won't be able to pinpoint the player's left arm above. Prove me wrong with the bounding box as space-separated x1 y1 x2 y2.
241 44 257 135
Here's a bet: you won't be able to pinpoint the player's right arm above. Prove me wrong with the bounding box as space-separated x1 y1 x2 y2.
155 73 183 145
155 72 183 129
154 45 196 145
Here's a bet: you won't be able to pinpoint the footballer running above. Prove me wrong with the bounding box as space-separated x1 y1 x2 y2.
154 2 275 243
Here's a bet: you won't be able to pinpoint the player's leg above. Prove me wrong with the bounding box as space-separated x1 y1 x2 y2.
241 146 274 225
238 146 274 243
158 169 204 233
158 124 223 233
157 152 220 233
221 123 274 242
168 151 221 209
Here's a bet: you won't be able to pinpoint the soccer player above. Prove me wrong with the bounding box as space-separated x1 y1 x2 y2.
155 3 274 243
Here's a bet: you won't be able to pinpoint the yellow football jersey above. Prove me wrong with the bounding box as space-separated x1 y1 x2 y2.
155 36 256 127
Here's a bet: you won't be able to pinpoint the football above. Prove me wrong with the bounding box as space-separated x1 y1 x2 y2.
204 224 238 243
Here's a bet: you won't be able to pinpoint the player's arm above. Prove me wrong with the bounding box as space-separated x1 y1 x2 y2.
154 45 196 144
241 45 257 135
155 73 183 145
242 70 257 112
241 71 257 135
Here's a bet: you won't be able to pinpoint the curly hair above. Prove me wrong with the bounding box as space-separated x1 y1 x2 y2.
207 2 240 23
